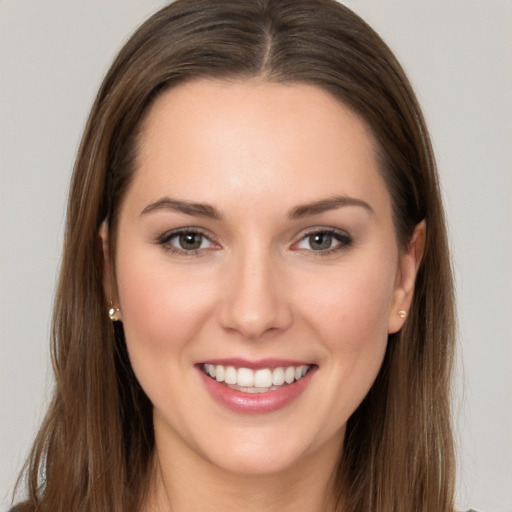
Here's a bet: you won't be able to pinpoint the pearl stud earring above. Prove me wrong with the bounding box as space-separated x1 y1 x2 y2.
109 301 121 322
398 310 407 319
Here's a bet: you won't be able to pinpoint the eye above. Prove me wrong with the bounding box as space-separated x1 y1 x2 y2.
294 229 352 253
157 229 218 254
175 232 208 251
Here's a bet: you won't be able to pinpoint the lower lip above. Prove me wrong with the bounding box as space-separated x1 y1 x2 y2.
198 367 315 414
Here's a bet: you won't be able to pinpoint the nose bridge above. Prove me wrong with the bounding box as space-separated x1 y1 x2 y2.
219 241 292 339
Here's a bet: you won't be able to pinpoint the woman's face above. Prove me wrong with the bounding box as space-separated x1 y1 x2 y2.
103 80 421 476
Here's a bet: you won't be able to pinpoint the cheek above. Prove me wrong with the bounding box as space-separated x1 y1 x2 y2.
275 259 394 436
300 259 396 341
294 254 396 402
114 251 221 416
115 249 216 359
328 285 389 381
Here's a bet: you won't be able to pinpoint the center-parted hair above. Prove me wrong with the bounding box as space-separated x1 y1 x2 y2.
13 1 456 511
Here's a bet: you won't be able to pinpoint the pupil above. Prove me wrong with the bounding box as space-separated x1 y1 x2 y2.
179 233 202 250
310 233 332 250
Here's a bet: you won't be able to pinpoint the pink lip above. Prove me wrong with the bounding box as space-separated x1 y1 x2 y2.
198 358 313 370
197 364 316 415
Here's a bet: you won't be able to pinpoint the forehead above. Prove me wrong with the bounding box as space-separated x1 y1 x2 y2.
128 79 390 216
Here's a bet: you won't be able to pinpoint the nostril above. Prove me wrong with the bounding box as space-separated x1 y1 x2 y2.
218 301 293 340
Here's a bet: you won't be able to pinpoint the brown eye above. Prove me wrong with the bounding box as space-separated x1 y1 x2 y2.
157 229 216 254
179 232 204 250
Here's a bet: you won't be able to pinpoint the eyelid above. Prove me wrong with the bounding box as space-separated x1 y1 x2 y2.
291 226 353 254
156 227 220 254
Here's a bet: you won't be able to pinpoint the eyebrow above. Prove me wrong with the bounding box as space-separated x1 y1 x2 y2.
140 194 373 220
289 196 374 218
140 198 222 219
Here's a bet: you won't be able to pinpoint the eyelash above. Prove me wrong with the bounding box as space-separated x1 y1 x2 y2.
156 227 218 256
155 227 353 256
293 228 353 256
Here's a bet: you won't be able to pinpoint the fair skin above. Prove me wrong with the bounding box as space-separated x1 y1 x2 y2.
101 79 424 511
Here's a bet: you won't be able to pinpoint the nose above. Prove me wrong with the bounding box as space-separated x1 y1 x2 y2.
218 248 293 340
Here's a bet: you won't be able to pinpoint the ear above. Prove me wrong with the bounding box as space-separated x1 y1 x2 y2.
388 220 426 333
99 220 121 320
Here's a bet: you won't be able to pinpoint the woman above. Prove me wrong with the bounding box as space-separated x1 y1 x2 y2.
11 0 457 510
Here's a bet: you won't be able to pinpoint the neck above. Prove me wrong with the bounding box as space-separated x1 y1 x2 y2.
145 427 344 512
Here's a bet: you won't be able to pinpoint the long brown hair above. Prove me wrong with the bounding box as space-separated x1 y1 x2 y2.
12 1 456 511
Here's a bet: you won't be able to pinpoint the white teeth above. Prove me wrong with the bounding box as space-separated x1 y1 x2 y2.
224 366 237 385
204 363 311 390
215 365 225 382
237 368 254 387
284 366 295 384
254 368 273 388
272 367 285 385
205 364 216 378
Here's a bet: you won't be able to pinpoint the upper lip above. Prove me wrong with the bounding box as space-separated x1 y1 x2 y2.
197 358 314 370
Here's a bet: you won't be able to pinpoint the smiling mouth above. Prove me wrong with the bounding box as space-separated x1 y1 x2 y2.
201 363 313 393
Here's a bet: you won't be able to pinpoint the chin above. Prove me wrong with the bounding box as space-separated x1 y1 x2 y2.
192 421 344 478
205 443 309 477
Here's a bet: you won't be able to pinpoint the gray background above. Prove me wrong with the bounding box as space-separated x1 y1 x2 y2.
1 1 511 511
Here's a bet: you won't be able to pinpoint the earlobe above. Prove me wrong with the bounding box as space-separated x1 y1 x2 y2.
388 220 426 333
